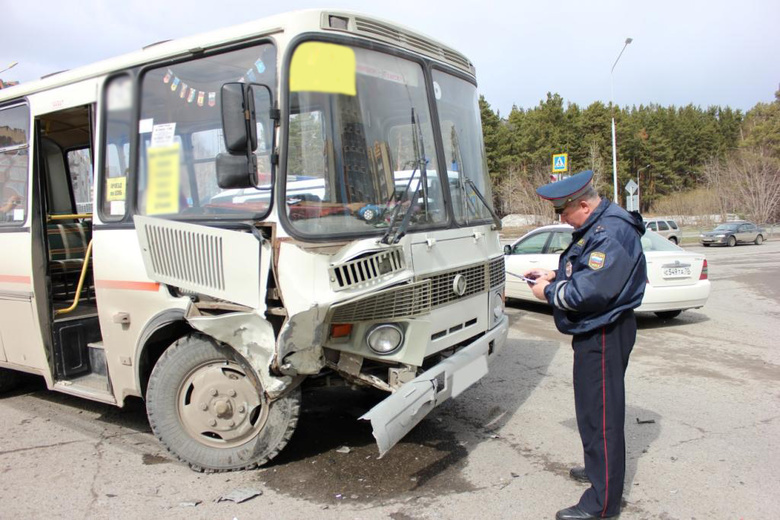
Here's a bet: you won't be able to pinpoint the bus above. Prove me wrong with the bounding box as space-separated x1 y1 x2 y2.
0 9 508 472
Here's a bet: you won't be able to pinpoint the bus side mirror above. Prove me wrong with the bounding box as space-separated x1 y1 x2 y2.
503 245 511 255
216 83 273 189
221 83 257 153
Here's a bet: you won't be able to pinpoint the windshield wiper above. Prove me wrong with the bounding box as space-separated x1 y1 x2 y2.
465 177 502 230
381 108 428 244
451 128 502 230
392 109 428 243
380 163 419 244
451 129 479 225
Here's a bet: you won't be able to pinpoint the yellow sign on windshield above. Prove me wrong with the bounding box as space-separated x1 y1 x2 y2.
146 144 180 215
290 42 356 96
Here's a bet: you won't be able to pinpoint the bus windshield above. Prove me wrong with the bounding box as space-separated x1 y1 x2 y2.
284 43 447 238
136 43 276 218
433 69 494 224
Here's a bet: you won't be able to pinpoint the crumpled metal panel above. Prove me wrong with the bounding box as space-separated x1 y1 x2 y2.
186 310 292 399
360 320 505 456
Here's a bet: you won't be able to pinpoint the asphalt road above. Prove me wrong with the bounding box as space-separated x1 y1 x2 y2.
1 241 778 519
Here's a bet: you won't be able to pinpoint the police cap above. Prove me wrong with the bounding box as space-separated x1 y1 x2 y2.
536 170 594 213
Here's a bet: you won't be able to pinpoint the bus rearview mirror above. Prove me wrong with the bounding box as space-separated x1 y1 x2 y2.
221 82 258 153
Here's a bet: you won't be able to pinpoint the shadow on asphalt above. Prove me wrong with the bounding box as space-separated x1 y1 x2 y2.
261 321 559 505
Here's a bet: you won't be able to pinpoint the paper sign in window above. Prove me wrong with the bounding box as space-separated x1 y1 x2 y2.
146 144 181 215
290 42 356 96
151 123 176 148
106 176 126 201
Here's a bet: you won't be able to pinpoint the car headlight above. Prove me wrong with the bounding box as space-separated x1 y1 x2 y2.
366 324 404 355
716 234 726 238
490 290 505 328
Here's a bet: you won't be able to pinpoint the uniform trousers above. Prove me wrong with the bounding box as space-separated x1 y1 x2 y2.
572 310 636 517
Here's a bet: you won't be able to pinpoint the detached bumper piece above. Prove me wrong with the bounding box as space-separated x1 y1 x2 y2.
360 315 508 456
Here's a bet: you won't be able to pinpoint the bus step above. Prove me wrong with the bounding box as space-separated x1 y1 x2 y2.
87 342 107 377
54 374 115 404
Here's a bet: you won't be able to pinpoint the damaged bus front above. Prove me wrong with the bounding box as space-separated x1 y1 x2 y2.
134 12 510 469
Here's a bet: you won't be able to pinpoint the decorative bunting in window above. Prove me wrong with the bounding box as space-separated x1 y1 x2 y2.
160 53 272 109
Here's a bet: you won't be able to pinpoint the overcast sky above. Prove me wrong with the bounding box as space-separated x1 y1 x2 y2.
3 0 778 116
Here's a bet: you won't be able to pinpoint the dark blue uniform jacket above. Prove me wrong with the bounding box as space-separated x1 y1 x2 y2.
543 198 647 335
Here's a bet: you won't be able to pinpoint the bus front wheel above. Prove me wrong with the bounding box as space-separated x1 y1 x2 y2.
146 334 300 472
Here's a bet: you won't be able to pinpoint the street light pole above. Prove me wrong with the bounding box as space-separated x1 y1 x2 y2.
0 61 18 75
636 163 650 212
610 38 632 205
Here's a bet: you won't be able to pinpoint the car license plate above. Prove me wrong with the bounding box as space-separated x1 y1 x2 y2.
663 267 690 277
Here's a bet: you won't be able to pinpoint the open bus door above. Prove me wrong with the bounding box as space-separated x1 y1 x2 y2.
0 103 49 373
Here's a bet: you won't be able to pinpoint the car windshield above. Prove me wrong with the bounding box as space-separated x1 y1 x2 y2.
714 223 738 231
641 230 682 252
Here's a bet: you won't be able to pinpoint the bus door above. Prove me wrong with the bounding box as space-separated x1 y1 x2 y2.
0 103 48 372
31 103 109 396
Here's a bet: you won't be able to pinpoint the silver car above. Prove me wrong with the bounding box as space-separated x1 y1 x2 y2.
700 221 765 247
644 218 680 244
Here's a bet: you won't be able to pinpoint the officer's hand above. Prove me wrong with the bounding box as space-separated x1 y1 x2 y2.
524 268 556 282
531 278 549 301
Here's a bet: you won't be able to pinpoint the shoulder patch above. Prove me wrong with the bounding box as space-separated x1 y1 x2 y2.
576 238 585 246
588 251 606 270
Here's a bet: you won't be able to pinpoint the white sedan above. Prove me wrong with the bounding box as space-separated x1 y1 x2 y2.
503 224 710 319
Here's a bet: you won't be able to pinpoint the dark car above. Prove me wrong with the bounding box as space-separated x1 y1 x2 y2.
700 221 765 247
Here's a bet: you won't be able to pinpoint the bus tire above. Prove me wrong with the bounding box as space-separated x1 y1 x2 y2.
0 368 23 394
146 334 300 472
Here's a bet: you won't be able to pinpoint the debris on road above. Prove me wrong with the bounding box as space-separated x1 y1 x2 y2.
636 418 656 424
336 446 352 454
217 488 263 504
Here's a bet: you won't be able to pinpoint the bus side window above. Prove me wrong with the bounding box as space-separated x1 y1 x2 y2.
67 147 93 214
0 104 30 225
100 75 132 221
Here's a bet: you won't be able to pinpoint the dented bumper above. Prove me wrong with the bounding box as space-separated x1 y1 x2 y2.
360 314 508 456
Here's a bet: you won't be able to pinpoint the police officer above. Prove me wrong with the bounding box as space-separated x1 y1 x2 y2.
524 170 646 519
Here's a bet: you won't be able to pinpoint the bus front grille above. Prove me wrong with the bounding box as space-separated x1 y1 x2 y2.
329 248 405 291
328 256 505 324
330 280 431 322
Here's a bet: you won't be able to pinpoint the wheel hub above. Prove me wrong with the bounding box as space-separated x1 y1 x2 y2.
177 361 267 448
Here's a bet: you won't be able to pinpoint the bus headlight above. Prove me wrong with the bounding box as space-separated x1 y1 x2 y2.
366 324 404 355
490 290 504 328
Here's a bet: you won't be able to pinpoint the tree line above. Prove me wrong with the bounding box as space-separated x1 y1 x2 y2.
481 89 780 223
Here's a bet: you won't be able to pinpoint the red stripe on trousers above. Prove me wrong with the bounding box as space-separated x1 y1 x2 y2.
601 327 610 517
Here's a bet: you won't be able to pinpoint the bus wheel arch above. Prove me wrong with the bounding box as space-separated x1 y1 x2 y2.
137 309 192 397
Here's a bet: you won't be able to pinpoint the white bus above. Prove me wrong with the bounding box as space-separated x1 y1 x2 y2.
0 9 508 472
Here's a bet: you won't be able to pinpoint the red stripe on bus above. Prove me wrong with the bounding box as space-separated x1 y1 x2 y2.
95 280 160 292
0 275 31 284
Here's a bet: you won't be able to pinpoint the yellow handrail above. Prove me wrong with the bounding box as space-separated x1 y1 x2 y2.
54 239 93 316
48 213 92 221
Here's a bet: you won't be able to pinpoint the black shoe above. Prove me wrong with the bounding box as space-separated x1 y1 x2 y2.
569 466 590 483
555 505 618 519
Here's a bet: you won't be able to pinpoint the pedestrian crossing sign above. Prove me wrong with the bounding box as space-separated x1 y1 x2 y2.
552 153 568 173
